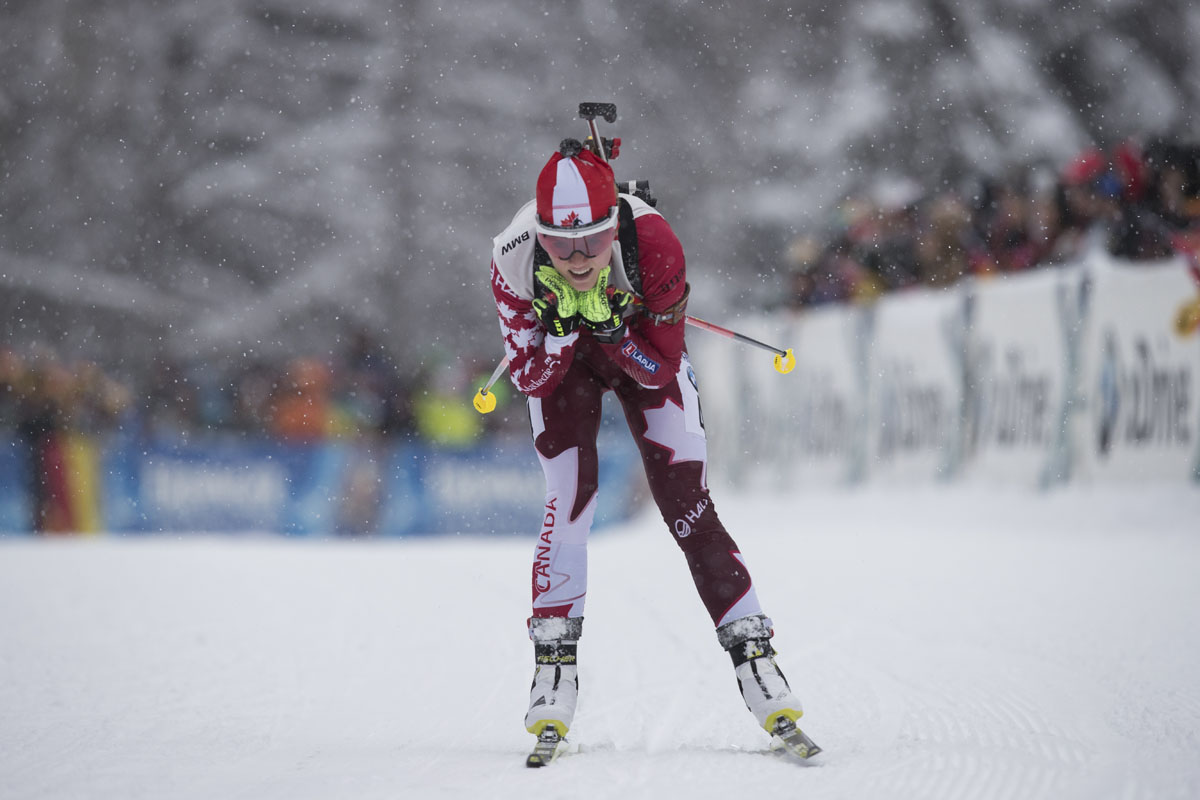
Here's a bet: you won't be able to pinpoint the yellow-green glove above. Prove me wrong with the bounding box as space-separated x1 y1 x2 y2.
578 266 634 343
577 266 616 323
534 266 582 319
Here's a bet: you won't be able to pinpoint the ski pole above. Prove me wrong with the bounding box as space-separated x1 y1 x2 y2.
622 292 794 374
680 314 795 374
473 314 794 414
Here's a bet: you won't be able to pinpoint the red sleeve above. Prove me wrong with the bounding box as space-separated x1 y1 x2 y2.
490 261 578 398
595 213 687 387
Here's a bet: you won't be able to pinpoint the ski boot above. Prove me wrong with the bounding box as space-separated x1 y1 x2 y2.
524 616 582 738
717 614 819 757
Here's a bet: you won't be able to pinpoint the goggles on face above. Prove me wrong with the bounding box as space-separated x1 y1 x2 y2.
536 226 618 260
535 204 619 260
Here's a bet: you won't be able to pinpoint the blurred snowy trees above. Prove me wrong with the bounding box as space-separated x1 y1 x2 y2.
0 0 1196 377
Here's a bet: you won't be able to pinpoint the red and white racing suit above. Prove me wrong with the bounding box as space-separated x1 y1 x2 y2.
490 195 764 629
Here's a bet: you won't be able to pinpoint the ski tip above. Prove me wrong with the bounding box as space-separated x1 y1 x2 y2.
794 740 823 759
771 736 823 761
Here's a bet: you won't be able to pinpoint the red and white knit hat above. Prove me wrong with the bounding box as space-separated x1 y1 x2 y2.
535 144 618 237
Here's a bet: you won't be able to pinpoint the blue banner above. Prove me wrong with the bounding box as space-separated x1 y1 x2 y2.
0 429 645 537
382 430 642 536
0 438 31 532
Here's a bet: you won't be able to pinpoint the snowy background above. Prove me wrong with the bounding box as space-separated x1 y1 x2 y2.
3 3 1200 798
2 0 1199 373
2 486 1199 799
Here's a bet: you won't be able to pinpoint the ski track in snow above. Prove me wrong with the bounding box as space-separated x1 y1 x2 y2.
1 485 1198 800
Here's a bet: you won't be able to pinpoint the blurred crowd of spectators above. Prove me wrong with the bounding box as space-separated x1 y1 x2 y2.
1 346 133 439
781 137 1200 309
139 330 418 444
1 331 523 448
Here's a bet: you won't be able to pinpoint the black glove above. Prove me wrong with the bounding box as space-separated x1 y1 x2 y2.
532 297 579 338
532 267 582 338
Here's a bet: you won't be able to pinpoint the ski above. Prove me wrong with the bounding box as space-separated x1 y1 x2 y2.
525 726 565 768
770 718 822 761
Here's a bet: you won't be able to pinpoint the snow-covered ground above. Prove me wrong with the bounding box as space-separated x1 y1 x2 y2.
2 485 1198 800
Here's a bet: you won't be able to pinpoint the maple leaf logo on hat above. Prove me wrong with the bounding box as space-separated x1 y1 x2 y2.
535 145 618 234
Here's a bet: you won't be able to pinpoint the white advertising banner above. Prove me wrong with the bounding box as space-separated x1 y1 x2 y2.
729 306 868 489
1074 255 1200 483
726 313 804 490
685 306 866 490
864 287 965 484
959 268 1080 487
781 305 867 487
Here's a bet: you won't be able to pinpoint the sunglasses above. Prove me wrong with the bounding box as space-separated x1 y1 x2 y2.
537 225 618 261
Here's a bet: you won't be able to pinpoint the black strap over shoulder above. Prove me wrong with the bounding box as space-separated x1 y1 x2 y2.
533 239 552 271
531 239 551 299
617 197 643 297
616 196 685 325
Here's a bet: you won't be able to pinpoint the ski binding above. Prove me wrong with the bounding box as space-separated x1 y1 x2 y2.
771 717 822 760
525 725 566 768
